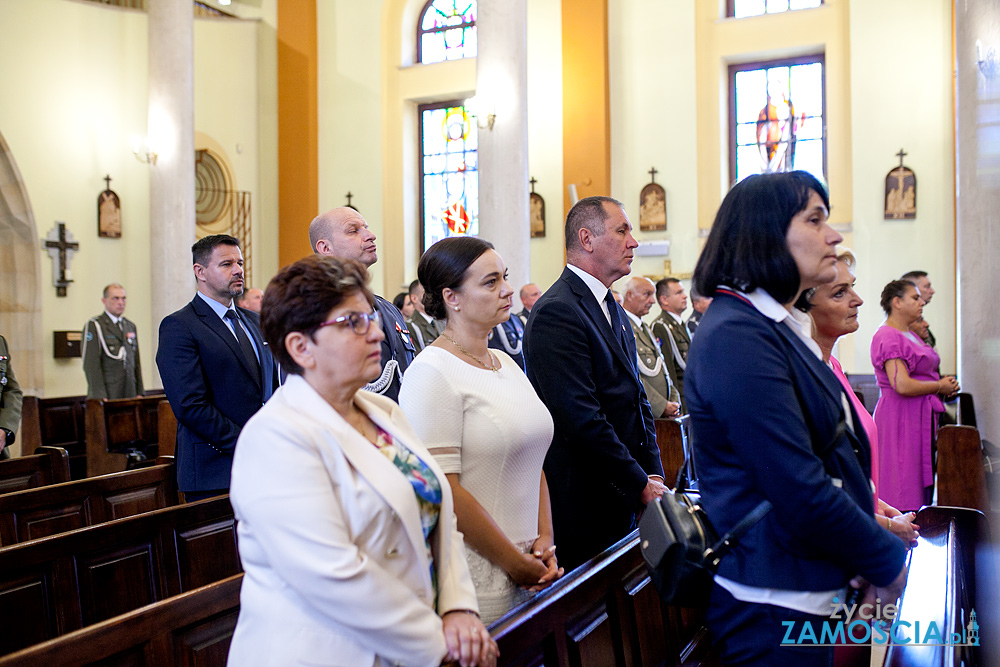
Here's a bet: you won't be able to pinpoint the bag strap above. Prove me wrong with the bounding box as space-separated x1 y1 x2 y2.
705 499 772 566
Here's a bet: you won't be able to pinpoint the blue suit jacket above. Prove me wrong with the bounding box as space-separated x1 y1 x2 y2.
524 267 662 569
156 295 277 493
686 291 906 591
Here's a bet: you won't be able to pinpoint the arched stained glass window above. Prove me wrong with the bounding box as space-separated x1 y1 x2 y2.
417 0 477 64
419 101 479 252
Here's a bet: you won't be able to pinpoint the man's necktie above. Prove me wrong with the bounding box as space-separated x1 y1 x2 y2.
224 310 261 381
604 290 628 353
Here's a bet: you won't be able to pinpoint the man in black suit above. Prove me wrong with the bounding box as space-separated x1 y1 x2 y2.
523 196 666 570
309 207 415 401
156 235 278 500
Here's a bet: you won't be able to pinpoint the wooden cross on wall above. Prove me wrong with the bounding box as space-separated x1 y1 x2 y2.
42 222 79 297
896 148 907 168
648 166 658 183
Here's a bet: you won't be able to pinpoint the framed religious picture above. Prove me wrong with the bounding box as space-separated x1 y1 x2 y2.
639 167 666 231
884 150 916 220
97 174 122 238
529 177 545 238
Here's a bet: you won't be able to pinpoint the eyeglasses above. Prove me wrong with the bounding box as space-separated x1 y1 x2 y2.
317 310 382 336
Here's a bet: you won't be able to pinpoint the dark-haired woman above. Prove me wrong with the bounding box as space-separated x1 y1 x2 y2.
227 255 496 667
399 237 561 624
687 171 907 666
870 280 958 511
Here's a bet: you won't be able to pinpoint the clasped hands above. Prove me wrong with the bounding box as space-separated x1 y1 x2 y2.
442 610 498 667
510 534 564 592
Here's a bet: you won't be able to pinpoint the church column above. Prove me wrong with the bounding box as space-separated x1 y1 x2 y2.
476 0 530 302
147 0 196 381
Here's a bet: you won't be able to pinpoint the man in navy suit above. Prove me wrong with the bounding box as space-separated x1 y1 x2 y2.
156 234 277 499
524 196 666 570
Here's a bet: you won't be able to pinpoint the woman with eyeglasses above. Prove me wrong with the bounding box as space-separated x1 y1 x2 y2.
226 255 496 667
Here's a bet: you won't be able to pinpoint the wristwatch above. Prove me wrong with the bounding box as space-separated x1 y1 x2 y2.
1 427 13 446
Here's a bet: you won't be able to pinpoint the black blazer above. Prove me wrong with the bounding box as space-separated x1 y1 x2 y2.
686 291 906 591
524 267 662 569
156 295 277 493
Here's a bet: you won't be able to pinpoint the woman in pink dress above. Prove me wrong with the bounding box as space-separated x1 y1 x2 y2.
805 251 917 544
870 280 959 510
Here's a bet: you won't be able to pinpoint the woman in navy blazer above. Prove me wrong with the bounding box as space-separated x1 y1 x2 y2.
686 172 908 666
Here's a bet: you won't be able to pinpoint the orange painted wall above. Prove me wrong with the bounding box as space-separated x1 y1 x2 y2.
277 0 318 267
562 0 610 219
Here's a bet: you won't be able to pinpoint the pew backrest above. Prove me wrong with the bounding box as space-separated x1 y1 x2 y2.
0 446 71 494
936 425 989 513
19 396 87 479
0 460 178 547
0 495 238 655
489 529 714 666
85 396 165 477
0 573 242 667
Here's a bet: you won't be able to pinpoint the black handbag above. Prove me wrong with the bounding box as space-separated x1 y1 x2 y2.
639 463 771 606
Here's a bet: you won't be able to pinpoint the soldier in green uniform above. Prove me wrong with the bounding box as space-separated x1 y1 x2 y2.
0 335 23 460
622 277 680 418
82 283 144 399
651 277 690 413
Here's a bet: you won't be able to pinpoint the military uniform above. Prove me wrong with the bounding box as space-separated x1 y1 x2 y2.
368 295 416 402
651 311 690 412
0 336 23 460
406 311 442 353
626 316 679 418
487 315 526 370
82 312 143 399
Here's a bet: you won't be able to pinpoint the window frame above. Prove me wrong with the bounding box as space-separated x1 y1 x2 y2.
416 0 477 65
726 0 824 19
418 99 478 254
727 53 827 187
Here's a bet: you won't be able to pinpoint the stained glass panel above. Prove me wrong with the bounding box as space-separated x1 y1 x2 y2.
731 0 821 19
731 56 825 185
420 102 479 252
418 0 477 64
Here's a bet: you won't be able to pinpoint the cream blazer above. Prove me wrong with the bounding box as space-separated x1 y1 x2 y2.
226 374 478 667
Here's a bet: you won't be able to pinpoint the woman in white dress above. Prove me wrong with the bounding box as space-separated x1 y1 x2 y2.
399 237 563 624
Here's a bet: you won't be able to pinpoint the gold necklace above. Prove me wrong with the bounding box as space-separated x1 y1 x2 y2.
441 333 499 372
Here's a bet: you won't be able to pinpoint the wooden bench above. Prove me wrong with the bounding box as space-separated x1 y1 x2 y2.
0 446 71 494
936 425 990 514
0 573 242 667
885 506 997 667
19 396 88 479
489 528 715 666
85 396 171 477
0 495 239 655
0 459 178 547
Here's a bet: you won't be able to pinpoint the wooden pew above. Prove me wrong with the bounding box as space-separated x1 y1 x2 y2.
0 495 239 655
85 395 167 477
19 395 88 479
884 506 997 667
936 425 990 514
489 529 715 667
157 400 177 458
0 458 178 547
0 573 242 667
0 446 71 494
654 417 687 488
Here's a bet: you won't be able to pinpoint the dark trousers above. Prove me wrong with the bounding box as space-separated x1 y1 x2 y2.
706 583 835 667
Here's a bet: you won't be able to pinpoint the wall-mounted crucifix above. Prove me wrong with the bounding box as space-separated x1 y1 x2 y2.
639 166 666 231
42 222 79 297
345 191 358 211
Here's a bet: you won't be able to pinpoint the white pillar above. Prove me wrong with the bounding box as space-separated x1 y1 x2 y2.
147 0 195 382
477 0 530 308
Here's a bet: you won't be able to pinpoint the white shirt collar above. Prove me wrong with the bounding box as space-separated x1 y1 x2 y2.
623 309 643 327
567 263 611 307
104 311 121 325
418 310 434 324
666 310 685 325
197 291 236 321
735 287 823 360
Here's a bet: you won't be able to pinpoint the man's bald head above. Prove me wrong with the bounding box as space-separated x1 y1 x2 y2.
309 207 378 267
622 276 656 318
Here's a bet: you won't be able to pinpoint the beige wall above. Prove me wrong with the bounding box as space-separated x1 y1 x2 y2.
0 0 275 398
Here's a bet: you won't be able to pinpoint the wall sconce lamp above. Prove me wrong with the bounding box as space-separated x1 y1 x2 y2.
131 136 158 165
464 96 496 131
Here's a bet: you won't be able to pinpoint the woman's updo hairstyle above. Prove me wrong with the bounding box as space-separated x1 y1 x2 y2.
880 279 914 317
418 236 495 320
